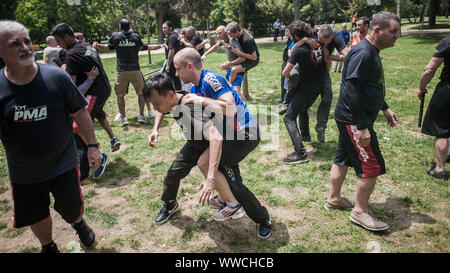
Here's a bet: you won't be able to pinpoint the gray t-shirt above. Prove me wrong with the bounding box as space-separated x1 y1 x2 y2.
218 38 242 62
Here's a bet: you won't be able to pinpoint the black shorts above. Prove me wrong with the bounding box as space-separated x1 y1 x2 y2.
221 123 260 167
11 168 84 228
86 95 107 121
334 120 386 179
421 80 450 138
241 59 259 71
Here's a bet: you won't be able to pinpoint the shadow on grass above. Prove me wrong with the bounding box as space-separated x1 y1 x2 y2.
170 214 290 253
94 157 141 188
368 196 436 235
409 34 448 45
309 141 338 162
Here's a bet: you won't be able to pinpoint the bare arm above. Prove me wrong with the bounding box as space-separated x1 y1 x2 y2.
92 42 110 51
182 92 237 117
166 49 175 72
329 47 349 62
148 111 165 147
282 63 295 78
418 57 444 100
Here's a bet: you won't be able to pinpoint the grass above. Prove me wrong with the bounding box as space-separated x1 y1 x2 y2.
0 33 449 253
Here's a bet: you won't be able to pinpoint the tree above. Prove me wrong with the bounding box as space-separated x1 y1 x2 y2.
295 0 301 20
429 0 440 27
397 0 401 20
0 0 18 20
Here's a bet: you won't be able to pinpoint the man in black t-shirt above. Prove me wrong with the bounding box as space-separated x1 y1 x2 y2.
0 58 4 69
418 35 450 179
326 12 400 232
0 20 100 252
51 23 121 153
181 26 208 57
163 21 184 91
94 19 156 127
281 20 331 164
224 22 260 86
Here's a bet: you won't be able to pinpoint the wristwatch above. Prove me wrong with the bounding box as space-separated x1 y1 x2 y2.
87 142 100 149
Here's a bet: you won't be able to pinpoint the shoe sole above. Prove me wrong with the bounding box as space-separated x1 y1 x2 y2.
111 142 121 152
155 203 179 225
283 158 309 165
120 123 128 127
212 209 246 222
323 200 354 211
92 155 109 179
349 215 389 232
258 230 272 239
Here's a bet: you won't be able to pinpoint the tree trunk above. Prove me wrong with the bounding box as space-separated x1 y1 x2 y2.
396 0 401 21
238 0 250 100
157 5 165 44
428 0 439 27
295 0 301 20
147 2 152 64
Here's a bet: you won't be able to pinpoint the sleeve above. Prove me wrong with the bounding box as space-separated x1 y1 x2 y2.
64 51 81 76
345 78 369 130
433 38 449 58
333 34 346 52
108 34 116 50
168 35 178 50
287 47 302 65
58 72 88 114
241 38 256 55
203 72 232 99
136 34 148 50
345 48 371 82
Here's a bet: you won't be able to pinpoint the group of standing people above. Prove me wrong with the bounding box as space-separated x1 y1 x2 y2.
0 10 449 253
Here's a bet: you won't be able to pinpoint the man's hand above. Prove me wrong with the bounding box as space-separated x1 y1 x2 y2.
165 65 170 73
197 178 215 206
231 46 243 56
382 108 398 127
148 130 159 147
219 61 230 70
356 128 371 147
303 37 318 49
85 66 99 79
201 54 206 63
92 42 98 48
87 147 101 170
418 88 427 101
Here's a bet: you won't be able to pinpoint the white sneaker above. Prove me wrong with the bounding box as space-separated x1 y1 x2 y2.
137 115 148 124
120 117 128 127
114 113 123 121
147 110 155 118
212 204 246 221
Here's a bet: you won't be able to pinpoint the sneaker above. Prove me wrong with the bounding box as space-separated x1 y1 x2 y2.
350 209 389 232
71 218 96 248
147 110 156 118
278 103 288 115
110 137 121 152
446 154 450 163
283 152 309 164
277 99 284 104
114 112 123 121
137 115 148 124
120 117 128 127
40 241 60 254
302 135 312 143
80 178 95 186
209 195 226 209
258 218 272 239
324 197 355 210
212 204 246 221
316 129 325 143
155 201 179 225
92 153 109 179
426 166 448 180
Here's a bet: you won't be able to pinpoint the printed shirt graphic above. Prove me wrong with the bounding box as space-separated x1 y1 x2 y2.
0 64 87 184
287 43 326 83
190 70 255 132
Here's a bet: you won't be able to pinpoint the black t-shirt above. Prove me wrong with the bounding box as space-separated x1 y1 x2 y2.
313 29 346 53
287 42 327 84
165 32 184 59
283 38 293 62
65 41 111 98
186 35 204 56
238 30 260 60
108 31 148 72
334 39 386 127
0 58 4 70
0 64 87 184
433 35 450 82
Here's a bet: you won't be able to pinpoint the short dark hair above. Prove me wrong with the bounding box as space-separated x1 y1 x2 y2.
142 73 175 99
357 16 370 27
120 19 130 31
288 20 312 41
163 21 174 31
51 23 75 38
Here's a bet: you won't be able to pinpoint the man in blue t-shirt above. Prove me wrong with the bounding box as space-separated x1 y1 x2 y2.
171 47 272 238
334 23 350 73
0 20 100 253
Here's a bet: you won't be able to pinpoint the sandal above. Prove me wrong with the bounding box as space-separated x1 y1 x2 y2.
324 197 355 211
426 166 448 180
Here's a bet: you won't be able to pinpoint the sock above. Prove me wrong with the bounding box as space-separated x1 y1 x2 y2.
226 200 239 208
217 195 225 203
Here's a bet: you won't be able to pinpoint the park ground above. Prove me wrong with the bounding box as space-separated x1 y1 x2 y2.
0 23 449 253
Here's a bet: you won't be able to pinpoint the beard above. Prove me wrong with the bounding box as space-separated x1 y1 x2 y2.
18 51 35 66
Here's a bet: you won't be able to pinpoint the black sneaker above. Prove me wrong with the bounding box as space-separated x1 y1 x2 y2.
110 137 121 152
302 135 312 143
155 201 179 225
258 218 272 239
447 154 450 163
71 218 96 248
317 129 325 143
283 152 309 164
40 241 60 254
278 103 288 115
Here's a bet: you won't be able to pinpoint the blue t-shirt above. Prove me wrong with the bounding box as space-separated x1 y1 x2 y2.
337 30 350 45
190 70 255 132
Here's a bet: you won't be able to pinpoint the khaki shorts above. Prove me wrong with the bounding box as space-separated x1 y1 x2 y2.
115 70 144 96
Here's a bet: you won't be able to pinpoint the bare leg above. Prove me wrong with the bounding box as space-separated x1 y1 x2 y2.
435 138 449 172
30 216 53 246
98 117 115 139
327 164 348 204
117 95 126 118
230 65 246 85
197 147 237 203
354 177 377 214
138 95 145 116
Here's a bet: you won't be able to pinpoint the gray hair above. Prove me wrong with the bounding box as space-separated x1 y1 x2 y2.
0 20 29 48
318 24 333 39
369 11 400 31
225 22 240 33
46 35 56 44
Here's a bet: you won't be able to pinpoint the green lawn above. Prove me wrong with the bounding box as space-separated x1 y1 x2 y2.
0 34 449 253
